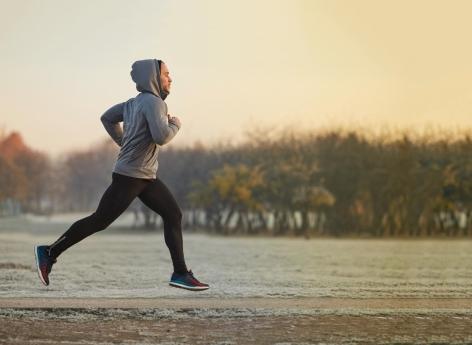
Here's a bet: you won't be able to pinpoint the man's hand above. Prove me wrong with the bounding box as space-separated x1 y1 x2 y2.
168 114 181 128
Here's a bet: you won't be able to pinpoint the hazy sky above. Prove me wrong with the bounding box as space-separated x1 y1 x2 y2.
1 0 472 155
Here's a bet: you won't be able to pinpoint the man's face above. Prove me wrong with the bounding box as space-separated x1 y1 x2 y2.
160 62 172 94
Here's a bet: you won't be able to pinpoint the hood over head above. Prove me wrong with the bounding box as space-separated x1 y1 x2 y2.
130 59 169 100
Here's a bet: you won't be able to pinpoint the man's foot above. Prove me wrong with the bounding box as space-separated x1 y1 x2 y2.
169 269 209 291
34 245 56 286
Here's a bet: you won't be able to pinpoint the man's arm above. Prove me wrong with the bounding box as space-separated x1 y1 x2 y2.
100 102 125 146
144 98 180 146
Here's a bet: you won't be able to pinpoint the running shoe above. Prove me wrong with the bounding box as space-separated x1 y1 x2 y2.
169 269 209 291
34 245 56 286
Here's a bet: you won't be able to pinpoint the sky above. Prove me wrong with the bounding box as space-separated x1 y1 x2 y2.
1 0 472 156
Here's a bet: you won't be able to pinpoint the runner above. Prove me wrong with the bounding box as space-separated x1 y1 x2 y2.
34 59 209 291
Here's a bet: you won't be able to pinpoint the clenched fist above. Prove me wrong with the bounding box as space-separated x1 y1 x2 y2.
167 114 181 128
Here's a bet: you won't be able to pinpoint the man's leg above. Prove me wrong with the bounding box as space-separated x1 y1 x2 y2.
48 173 150 259
138 177 188 274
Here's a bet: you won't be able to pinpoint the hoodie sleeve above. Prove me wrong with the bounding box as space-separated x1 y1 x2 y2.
100 102 125 146
143 97 180 146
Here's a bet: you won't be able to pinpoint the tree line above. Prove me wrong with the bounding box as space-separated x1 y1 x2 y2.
1 126 472 237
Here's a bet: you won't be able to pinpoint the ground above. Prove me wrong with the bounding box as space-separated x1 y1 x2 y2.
1 298 472 344
1 215 472 344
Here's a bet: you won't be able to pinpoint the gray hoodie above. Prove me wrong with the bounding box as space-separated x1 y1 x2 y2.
100 59 180 179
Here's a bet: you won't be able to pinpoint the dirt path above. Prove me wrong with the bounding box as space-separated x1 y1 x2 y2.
2 297 472 310
2 298 472 344
1 314 472 344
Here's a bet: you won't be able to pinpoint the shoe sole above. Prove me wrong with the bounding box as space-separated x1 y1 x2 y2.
34 245 48 286
169 281 209 291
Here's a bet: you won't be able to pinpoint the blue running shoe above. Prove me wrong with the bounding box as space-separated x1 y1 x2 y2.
169 269 209 291
34 245 56 286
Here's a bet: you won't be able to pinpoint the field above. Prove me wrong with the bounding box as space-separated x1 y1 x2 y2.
0 215 471 344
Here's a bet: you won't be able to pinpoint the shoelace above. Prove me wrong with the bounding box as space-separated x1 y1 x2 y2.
187 269 200 282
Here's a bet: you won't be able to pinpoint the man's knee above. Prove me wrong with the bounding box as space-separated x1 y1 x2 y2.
176 208 183 221
164 208 183 225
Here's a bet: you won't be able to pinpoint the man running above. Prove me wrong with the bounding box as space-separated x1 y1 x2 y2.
34 59 209 291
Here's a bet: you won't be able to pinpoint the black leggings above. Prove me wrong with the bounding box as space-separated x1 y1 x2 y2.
48 172 187 274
